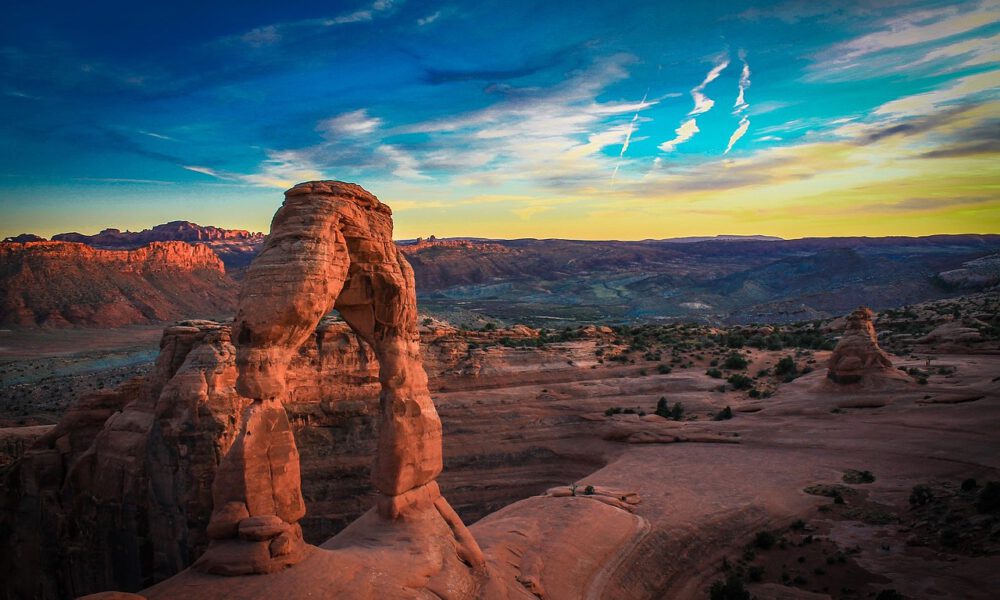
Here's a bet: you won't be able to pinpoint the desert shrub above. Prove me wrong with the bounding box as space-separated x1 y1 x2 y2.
961 478 978 492
747 565 764 582
657 364 672 375
583 485 595 495
775 356 797 377
422 317 433 326
748 389 761 398
725 335 746 349
723 353 749 370
754 531 777 549
709 575 750 600
706 368 723 378
481 322 496 331
977 481 1000 513
709 358 719 367
727 374 754 390
843 469 876 484
909 484 934 507
670 402 684 420
655 397 670 418
713 406 733 421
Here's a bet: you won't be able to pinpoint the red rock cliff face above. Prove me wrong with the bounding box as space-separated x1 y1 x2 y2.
0 241 237 327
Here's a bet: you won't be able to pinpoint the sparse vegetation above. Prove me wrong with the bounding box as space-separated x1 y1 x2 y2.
843 469 876 484
727 374 754 390
713 406 733 421
909 485 934 507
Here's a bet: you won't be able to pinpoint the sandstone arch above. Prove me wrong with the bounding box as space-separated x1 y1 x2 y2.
195 181 477 575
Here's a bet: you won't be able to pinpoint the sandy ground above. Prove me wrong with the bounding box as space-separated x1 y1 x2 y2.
5 326 999 598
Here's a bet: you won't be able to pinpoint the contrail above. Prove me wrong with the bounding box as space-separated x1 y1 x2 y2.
611 89 649 187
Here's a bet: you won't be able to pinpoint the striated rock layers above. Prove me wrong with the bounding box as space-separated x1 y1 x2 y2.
0 241 236 327
194 181 482 581
826 307 902 385
52 221 263 246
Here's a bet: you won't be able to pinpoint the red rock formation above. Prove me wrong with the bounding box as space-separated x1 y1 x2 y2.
826 307 900 385
196 181 483 580
0 241 236 327
52 221 263 246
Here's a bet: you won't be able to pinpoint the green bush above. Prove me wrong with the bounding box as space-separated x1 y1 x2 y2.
713 406 733 421
754 531 777 549
709 575 750 600
655 397 669 418
723 353 749 370
775 356 797 377
657 364 673 374
843 469 876 484
727 374 754 390
671 402 684 420
706 368 723 378
909 484 934 507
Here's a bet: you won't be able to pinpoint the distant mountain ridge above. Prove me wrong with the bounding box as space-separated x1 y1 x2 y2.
50 221 264 247
2 221 998 327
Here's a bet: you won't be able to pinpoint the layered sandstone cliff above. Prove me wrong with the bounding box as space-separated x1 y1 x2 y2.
0 241 237 327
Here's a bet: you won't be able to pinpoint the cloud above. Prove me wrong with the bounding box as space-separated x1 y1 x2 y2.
658 119 699 152
378 144 431 180
733 50 751 113
810 2 1000 79
317 109 384 138
879 196 995 211
724 116 751 154
838 2 998 61
418 11 440 26
182 165 231 179
689 54 730 116
873 71 998 118
139 130 175 141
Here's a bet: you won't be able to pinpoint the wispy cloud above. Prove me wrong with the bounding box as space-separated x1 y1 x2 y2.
231 0 402 49
733 50 751 113
317 109 384 137
724 50 752 154
724 116 751 154
689 54 730 116
810 1 1000 80
182 165 232 179
659 119 700 152
139 130 175 141
417 11 441 26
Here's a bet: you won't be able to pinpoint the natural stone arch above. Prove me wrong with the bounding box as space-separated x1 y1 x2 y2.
195 181 472 575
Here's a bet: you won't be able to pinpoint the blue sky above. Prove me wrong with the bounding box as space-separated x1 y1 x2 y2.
1 0 998 239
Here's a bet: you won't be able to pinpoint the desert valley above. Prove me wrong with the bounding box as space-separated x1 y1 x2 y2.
0 182 998 600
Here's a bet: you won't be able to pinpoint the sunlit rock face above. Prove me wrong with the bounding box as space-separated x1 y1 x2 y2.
193 181 481 579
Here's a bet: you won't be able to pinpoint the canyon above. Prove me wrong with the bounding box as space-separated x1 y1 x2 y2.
0 183 997 599
4 225 998 328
